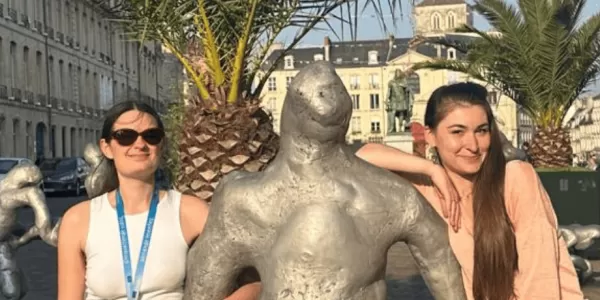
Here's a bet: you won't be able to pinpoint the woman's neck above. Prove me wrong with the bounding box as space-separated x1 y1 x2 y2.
115 175 156 213
445 169 475 199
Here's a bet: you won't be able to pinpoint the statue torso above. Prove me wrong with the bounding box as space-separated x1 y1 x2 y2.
230 153 426 299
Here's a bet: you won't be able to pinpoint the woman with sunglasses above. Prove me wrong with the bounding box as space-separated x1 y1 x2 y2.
57 101 261 300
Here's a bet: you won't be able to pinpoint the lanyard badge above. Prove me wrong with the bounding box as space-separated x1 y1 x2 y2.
116 187 159 300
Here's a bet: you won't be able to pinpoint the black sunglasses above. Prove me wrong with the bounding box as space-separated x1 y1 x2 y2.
109 128 165 146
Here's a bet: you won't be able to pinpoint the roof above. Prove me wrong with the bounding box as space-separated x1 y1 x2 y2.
416 0 466 7
261 37 457 71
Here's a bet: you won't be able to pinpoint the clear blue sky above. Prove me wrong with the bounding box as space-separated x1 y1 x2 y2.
280 0 600 46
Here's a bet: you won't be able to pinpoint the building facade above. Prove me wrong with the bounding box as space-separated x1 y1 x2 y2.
0 0 169 160
260 0 531 147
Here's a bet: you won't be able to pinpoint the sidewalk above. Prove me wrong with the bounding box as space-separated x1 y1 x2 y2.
385 243 600 299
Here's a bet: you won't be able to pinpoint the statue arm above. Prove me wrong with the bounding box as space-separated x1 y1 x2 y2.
184 186 253 300
394 190 466 300
3 187 54 246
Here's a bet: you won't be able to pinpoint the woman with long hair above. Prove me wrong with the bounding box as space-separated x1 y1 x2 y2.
355 82 583 299
57 101 260 299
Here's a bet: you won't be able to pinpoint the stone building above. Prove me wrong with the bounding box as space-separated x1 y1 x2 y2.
0 0 171 160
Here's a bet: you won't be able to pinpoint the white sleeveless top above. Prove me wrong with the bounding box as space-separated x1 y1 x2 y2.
84 190 189 300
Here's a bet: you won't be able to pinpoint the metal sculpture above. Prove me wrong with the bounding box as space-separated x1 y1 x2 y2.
0 163 56 299
184 61 466 300
559 224 600 284
83 143 118 199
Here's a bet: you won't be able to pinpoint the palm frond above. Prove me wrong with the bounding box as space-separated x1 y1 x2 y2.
412 0 600 130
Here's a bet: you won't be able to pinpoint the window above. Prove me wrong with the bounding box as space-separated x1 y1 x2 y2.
351 116 361 133
432 13 441 30
368 74 379 89
351 95 360 110
267 77 276 91
10 42 16 88
350 75 360 90
487 91 498 105
267 97 276 111
407 73 421 94
448 48 456 60
286 76 293 87
370 94 380 109
284 55 294 69
368 51 379 65
447 13 455 29
370 120 381 133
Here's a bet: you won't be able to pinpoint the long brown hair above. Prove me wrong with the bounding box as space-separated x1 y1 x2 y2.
424 82 518 300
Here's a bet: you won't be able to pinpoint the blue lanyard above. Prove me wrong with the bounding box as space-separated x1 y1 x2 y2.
116 187 159 300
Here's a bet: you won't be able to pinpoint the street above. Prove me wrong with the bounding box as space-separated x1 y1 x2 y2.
14 195 600 300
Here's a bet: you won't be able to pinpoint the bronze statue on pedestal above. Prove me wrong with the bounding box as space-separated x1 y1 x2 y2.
386 69 414 134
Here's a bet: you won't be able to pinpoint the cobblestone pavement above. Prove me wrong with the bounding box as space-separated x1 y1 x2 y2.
14 195 600 300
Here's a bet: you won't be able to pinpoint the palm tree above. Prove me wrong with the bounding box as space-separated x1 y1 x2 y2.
111 0 410 200
409 0 600 168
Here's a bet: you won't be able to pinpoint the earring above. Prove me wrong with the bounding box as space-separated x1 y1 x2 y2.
428 146 440 165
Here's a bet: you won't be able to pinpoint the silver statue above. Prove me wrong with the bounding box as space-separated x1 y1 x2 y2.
184 62 466 300
83 143 118 199
0 163 56 299
499 131 528 162
559 224 600 283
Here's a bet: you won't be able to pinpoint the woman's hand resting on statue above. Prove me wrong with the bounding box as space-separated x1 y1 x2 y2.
427 165 461 232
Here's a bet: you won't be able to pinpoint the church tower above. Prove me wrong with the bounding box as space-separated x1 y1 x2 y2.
413 0 473 36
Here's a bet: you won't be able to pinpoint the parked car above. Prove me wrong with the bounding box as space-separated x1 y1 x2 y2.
39 157 90 196
0 157 36 183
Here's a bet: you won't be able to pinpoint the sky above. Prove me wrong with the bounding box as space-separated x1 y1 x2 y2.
279 0 600 46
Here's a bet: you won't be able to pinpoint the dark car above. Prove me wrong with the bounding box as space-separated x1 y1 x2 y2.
39 157 90 196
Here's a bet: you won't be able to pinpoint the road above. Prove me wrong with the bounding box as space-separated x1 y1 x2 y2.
14 195 600 299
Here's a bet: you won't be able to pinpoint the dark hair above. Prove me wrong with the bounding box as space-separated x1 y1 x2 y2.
101 100 165 140
424 82 518 300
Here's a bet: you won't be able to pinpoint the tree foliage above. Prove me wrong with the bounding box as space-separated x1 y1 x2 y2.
109 0 412 105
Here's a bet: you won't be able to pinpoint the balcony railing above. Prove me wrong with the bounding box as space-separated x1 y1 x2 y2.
20 14 29 28
23 90 33 103
46 26 54 39
11 88 21 101
34 20 42 32
37 94 47 106
8 8 17 22
0 85 7 99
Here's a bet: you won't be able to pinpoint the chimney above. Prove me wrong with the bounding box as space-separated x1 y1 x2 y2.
323 36 331 61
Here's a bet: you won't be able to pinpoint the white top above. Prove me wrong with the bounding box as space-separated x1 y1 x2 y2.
84 190 189 300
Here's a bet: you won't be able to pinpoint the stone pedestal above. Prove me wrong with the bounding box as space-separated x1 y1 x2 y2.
384 132 414 154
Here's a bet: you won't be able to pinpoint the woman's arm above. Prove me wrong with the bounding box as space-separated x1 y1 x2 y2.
506 161 583 299
57 201 90 300
225 282 261 300
355 143 436 175
355 143 460 229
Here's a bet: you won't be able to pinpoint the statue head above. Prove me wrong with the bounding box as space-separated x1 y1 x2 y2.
0 162 42 192
280 61 352 143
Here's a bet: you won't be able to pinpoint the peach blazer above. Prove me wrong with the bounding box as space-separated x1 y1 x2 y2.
411 160 584 300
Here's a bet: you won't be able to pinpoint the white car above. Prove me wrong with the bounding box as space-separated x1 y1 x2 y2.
0 157 36 183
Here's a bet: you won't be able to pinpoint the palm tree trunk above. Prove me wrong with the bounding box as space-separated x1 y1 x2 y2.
528 126 573 168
